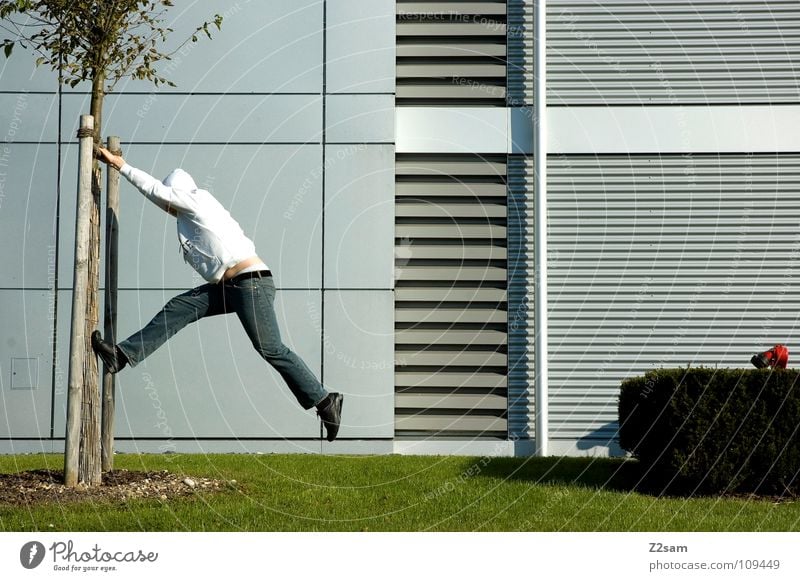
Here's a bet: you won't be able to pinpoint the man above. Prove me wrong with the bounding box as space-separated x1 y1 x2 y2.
91 147 343 441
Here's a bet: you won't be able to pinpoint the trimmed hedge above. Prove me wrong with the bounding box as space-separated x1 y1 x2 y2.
618 367 800 496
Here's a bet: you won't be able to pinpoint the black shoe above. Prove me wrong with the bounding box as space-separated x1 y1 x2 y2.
91 330 127 374
316 392 343 442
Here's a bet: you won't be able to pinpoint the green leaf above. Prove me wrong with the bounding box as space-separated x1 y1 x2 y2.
35 56 45 67
3 42 12 58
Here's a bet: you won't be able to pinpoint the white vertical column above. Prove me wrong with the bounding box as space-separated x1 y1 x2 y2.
533 0 548 456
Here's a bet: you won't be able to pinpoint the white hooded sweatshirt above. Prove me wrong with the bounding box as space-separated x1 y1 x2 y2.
120 164 266 283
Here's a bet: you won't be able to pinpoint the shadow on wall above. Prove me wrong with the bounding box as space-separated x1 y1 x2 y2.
576 423 626 457
509 423 626 460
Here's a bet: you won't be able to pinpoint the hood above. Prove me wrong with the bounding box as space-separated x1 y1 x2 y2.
162 168 198 192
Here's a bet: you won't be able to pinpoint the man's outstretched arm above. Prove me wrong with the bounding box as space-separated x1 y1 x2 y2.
95 147 193 216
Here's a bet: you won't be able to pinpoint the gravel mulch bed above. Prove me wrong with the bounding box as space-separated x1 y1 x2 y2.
0 469 231 505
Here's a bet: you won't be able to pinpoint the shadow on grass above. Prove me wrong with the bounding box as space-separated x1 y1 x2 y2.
471 456 798 502
471 456 646 495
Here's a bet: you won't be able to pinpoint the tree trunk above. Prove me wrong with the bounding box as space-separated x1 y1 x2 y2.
76 75 105 486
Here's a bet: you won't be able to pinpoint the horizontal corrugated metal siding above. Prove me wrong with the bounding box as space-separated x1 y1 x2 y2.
547 153 800 441
546 0 800 105
397 1 508 105
395 154 508 439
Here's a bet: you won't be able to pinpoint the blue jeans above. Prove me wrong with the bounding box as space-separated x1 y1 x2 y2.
116 273 329 410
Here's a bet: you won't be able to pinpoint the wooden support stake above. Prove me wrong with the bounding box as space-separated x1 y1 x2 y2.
79 128 102 486
64 115 95 487
101 136 120 472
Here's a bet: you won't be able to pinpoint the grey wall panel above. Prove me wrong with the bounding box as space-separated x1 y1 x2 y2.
0 93 57 143
325 94 394 143
399 105 800 156
61 93 322 144
113 439 324 455
396 107 508 153
327 0 396 93
0 22 59 93
58 144 323 290
547 0 800 105
323 290 395 438
59 0 323 95
54 289 323 439
545 105 800 155
0 144 57 289
0 290 53 437
546 153 800 441
324 144 395 288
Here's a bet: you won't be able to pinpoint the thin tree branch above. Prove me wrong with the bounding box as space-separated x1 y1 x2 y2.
1 20 52 62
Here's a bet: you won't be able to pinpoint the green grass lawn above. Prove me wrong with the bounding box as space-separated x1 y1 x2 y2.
1 453 797 532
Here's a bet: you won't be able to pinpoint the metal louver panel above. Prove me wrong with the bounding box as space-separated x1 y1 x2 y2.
545 153 800 441
507 155 535 439
395 154 508 439
507 0 534 106
546 0 800 105
397 1 508 105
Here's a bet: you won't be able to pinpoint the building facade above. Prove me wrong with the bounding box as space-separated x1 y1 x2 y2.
1 1 799 457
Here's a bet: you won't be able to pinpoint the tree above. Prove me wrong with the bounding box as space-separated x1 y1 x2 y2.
1 0 222 487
